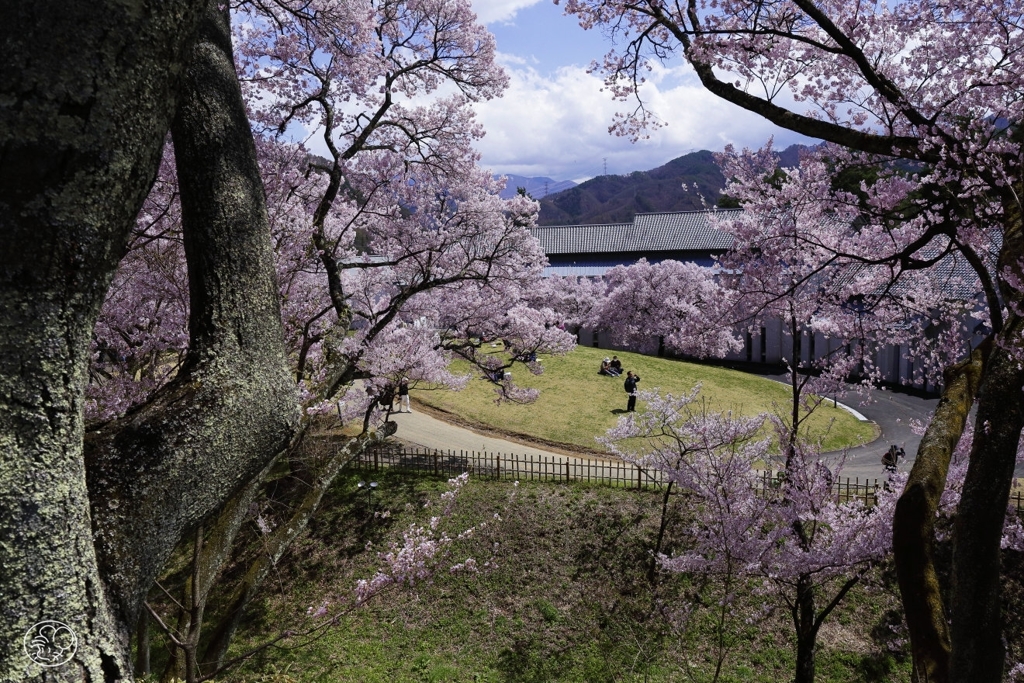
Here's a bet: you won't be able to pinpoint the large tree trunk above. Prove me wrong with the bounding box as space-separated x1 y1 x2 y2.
949 341 1024 682
948 195 1024 683
0 2 206 679
893 345 986 683
85 0 299 641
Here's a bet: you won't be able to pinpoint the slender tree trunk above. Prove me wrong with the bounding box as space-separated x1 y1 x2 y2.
647 480 675 585
200 431 386 670
793 574 817 683
787 312 801 467
0 2 206 679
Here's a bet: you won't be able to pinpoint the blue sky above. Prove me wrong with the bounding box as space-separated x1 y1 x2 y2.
469 0 813 182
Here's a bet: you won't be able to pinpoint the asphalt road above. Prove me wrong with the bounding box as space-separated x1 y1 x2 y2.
388 406 587 460
755 371 939 480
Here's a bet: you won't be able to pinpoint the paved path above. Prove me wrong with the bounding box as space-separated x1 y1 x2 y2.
389 369 948 483
388 407 589 461
756 372 939 479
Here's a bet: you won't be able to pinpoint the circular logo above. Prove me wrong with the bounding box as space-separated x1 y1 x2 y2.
23 621 78 667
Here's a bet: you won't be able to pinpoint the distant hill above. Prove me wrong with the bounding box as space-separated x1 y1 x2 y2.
537 145 812 226
536 150 724 225
497 174 577 200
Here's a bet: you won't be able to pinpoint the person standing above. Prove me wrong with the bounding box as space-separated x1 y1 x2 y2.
378 384 396 413
398 377 411 413
624 371 640 412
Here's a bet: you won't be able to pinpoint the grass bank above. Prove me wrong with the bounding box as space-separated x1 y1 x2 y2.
224 470 911 683
413 346 876 454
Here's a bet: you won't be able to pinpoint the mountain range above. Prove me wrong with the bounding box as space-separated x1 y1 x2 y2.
513 144 808 226
497 174 577 200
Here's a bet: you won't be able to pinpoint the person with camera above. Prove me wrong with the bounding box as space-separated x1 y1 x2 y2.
624 371 640 412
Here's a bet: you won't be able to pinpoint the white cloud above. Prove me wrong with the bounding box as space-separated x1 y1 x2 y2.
471 0 546 25
472 60 813 182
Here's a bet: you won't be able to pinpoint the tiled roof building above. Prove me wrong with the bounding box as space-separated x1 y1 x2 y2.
531 210 736 276
531 209 983 393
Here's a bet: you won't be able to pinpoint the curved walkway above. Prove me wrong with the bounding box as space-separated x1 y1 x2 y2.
756 371 939 478
388 406 587 462
391 370 945 482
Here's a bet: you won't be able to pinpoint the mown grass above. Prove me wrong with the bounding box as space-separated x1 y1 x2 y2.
413 345 876 454
223 470 912 683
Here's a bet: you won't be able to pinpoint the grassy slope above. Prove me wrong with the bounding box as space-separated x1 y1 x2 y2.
413 346 876 455
227 472 911 683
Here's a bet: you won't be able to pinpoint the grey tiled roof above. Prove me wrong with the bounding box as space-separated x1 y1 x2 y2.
531 223 633 255
532 210 737 255
630 211 736 252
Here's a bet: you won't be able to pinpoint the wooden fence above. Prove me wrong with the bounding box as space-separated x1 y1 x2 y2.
349 446 904 509
353 446 662 489
350 445 1024 514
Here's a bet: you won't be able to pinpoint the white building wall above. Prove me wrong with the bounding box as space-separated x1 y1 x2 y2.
579 311 958 393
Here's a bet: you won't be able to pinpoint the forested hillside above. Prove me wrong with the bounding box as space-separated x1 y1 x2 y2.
537 145 808 225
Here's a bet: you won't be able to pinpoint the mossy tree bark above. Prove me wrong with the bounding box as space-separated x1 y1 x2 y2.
84 0 299 644
892 345 986 683
0 1 207 680
1 0 302 680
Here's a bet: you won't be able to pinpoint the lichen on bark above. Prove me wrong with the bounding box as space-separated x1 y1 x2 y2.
0 1 208 679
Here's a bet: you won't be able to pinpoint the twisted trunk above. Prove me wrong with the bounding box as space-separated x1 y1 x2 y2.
84 0 299 636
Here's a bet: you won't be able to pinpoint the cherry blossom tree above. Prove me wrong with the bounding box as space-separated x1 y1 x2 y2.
528 274 608 341
710 145 974 461
561 1 1024 678
602 387 895 683
596 258 741 358
79 0 575 677
1 0 566 679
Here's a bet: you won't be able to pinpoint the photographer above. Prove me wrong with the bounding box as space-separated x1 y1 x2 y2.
624 371 640 412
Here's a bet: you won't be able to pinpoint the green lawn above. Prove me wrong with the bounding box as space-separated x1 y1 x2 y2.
413 346 876 454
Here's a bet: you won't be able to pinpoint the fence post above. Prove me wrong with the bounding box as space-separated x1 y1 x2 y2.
565 460 570 483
